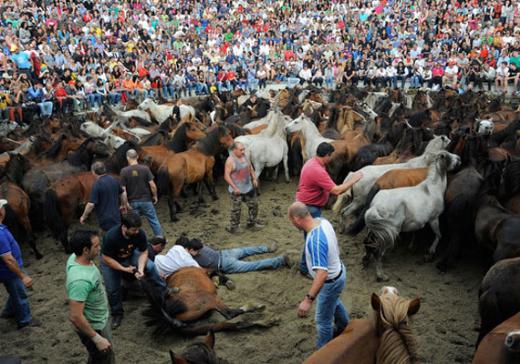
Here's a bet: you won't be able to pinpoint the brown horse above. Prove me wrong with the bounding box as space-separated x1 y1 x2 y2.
43 171 97 251
143 267 277 335
169 331 228 364
473 312 520 364
304 286 421 364
157 126 233 221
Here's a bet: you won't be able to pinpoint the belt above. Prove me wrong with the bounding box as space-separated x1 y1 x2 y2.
325 267 343 284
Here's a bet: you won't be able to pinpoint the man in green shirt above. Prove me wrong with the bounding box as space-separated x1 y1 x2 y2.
66 230 115 364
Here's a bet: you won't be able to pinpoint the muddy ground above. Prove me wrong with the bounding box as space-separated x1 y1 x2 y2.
1 179 485 363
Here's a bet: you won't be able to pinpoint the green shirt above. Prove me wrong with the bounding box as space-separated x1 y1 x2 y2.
66 254 109 331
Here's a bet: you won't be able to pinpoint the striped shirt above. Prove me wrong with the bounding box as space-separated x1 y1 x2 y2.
305 218 343 280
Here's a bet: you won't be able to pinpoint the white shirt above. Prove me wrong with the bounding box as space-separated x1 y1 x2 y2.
155 245 200 278
305 218 342 280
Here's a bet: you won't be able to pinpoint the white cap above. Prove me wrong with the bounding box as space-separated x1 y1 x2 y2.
0 199 7 209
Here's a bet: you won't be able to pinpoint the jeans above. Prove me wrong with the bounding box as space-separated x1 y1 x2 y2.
109 93 121 105
38 101 53 117
1 276 32 325
410 75 423 88
100 250 165 316
315 266 349 348
76 320 115 364
300 205 323 276
219 246 284 273
130 200 163 236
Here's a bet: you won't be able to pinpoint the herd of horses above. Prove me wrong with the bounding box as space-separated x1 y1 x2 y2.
1 84 520 363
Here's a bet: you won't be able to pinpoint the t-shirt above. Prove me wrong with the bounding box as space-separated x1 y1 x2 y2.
296 157 336 207
101 225 147 261
0 225 23 280
66 254 109 331
154 245 200 278
193 246 220 270
120 164 153 202
90 175 122 231
305 218 343 280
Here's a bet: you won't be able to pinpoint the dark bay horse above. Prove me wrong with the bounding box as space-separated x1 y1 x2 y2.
304 287 421 364
169 331 228 364
157 126 233 221
43 171 97 251
143 267 277 335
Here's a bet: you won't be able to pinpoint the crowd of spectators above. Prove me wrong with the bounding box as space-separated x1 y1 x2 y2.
1 0 520 123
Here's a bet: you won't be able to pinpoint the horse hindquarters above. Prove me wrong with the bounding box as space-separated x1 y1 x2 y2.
494 219 520 262
43 189 70 252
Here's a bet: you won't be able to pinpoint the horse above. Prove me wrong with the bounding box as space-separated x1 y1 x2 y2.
157 126 234 221
80 121 126 150
473 312 520 364
43 171 97 251
285 113 332 161
304 286 421 364
234 110 290 182
333 135 451 225
477 257 520 347
362 151 461 281
169 331 228 364
138 99 195 123
142 267 277 335
474 195 520 263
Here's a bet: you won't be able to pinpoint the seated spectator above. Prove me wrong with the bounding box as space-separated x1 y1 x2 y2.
496 62 510 94
443 60 459 89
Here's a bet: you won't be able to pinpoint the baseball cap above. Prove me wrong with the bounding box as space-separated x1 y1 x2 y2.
0 199 8 209
316 142 335 157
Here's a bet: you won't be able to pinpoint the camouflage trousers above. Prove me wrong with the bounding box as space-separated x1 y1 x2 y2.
229 190 258 230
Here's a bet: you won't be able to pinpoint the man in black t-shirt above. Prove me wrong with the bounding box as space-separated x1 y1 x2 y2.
120 149 162 236
80 162 125 232
99 212 165 329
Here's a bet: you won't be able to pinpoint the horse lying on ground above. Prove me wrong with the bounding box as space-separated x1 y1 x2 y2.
169 331 228 364
363 151 460 281
142 267 278 335
304 286 421 364
473 312 520 364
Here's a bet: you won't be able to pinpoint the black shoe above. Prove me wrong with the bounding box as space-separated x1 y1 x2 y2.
17 318 41 329
111 315 123 330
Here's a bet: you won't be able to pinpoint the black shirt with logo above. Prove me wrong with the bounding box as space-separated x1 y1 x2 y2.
102 225 147 261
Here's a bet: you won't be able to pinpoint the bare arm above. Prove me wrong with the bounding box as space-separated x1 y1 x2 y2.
249 162 258 188
101 254 135 273
120 187 130 209
80 202 95 224
69 300 111 350
148 180 158 204
330 171 363 196
224 158 240 194
297 269 328 317
136 249 148 278
1 253 32 287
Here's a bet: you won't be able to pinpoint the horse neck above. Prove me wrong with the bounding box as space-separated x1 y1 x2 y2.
425 160 448 191
301 119 322 140
169 124 189 152
67 143 91 168
196 129 223 156
376 324 418 364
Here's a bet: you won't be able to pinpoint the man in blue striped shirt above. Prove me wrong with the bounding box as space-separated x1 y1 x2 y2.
288 202 349 348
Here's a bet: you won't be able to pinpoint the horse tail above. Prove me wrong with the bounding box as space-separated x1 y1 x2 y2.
348 185 380 235
43 188 63 239
365 207 399 250
156 167 171 198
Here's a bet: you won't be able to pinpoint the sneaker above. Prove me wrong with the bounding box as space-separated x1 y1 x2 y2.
282 254 293 268
267 240 279 253
17 318 41 329
111 315 123 330
224 279 236 291
246 220 266 229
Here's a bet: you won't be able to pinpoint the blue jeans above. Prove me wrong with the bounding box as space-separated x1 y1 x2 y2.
100 250 165 316
410 75 423 88
1 276 32 325
130 201 162 236
300 205 323 276
38 101 53 117
219 246 284 273
315 266 349 348
109 93 121 105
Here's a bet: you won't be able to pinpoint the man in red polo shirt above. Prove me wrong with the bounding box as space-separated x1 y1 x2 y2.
295 142 363 275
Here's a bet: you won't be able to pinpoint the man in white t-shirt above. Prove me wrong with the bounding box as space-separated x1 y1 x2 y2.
288 202 348 349
154 239 200 279
443 60 459 89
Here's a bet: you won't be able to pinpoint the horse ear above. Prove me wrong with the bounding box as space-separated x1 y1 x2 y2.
169 350 177 363
204 330 215 349
407 298 421 316
371 292 381 312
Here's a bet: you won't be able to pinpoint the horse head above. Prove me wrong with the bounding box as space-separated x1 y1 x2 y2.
505 330 520 353
434 151 461 173
85 137 111 158
138 98 154 111
474 119 494 136
169 331 227 364
285 114 310 134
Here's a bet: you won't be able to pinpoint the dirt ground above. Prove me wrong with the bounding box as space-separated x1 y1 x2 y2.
0 179 485 364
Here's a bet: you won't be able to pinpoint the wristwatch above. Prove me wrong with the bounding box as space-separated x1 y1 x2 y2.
305 293 315 301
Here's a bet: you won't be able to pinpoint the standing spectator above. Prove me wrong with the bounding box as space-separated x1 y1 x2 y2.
100 212 165 329
0 199 40 329
67 230 114 364
120 149 162 237
80 162 126 232
395 61 408 89
224 142 263 234
288 202 349 349
295 142 362 275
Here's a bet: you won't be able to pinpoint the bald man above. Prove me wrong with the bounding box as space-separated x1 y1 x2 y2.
288 202 349 349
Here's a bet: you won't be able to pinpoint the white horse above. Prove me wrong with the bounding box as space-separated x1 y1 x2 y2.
109 106 153 125
242 111 276 130
333 135 451 218
475 119 494 135
80 121 125 150
363 151 461 281
285 114 332 161
138 99 195 123
235 110 291 182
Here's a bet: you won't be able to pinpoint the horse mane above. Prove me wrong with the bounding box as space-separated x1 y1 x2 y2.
4 154 30 186
168 122 191 152
375 294 419 364
180 342 229 364
195 127 226 156
41 134 66 159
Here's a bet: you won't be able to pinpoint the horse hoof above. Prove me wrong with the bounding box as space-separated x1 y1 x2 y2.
212 195 219 201
170 216 179 222
240 303 266 312
423 253 434 263
376 275 389 282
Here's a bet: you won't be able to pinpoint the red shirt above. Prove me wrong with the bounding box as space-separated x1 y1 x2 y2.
296 158 336 207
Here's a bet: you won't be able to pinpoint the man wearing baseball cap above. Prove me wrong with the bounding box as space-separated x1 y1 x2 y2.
0 199 40 329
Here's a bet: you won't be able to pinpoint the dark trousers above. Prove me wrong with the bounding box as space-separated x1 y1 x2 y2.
76 321 116 364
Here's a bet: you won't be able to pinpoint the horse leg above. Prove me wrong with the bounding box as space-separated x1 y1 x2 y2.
167 192 178 222
197 182 205 204
21 218 42 259
425 218 441 262
283 152 290 183
374 248 389 282
214 301 266 319
178 317 280 335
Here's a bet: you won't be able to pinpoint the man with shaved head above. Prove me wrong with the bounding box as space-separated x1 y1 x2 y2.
288 201 349 349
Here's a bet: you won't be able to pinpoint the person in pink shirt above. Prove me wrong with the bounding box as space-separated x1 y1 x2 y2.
295 142 363 276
